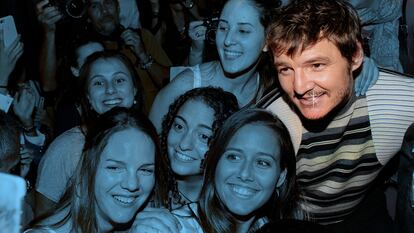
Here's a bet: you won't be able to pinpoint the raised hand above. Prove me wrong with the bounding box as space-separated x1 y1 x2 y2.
121 29 147 60
36 0 63 32
187 21 206 65
12 83 36 128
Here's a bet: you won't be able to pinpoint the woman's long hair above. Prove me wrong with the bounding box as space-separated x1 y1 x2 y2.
160 87 239 208
29 107 169 233
198 108 300 233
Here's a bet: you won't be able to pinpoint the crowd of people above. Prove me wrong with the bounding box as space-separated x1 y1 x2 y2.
0 0 414 232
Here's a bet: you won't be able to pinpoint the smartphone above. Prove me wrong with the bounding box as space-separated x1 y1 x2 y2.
0 15 18 48
0 173 26 233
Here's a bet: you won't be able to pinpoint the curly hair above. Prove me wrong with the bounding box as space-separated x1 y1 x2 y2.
159 87 239 207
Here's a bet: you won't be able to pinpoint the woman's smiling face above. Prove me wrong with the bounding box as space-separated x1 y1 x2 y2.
215 0 266 74
87 57 137 114
214 123 286 216
167 99 215 177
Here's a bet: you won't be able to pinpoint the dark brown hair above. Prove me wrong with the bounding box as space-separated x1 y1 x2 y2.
266 0 362 64
78 50 144 129
160 87 239 207
30 107 168 233
198 108 299 233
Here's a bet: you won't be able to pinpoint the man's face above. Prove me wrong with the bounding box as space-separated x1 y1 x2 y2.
87 0 119 36
274 39 362 120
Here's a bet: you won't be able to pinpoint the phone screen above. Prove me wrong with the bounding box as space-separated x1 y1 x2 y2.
0 15 18 48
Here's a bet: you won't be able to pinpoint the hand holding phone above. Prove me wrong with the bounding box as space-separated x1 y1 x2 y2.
0 15 23 86
0 16 18 48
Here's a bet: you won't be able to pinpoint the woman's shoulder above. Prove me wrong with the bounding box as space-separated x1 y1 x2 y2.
165 68 197 95
49 126 84 147
39 126 84 166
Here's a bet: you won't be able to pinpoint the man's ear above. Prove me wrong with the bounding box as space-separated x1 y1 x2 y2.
351 42 364 72
276 169 287 188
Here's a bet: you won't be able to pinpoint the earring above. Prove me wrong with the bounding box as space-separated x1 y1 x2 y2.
133 100 137 105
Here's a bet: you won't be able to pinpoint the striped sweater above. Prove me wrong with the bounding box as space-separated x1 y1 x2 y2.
265 70 414 224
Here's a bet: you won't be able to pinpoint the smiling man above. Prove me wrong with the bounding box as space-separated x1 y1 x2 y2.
264 0 414 232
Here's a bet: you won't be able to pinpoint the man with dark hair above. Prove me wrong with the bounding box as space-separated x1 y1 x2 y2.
264 0 414 232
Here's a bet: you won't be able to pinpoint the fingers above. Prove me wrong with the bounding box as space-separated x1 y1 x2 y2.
7 35 23 62
36 0 63 26
188 21 206 41
134 207 181 233
121 29 140 45
36 0 50 13
20 147 34 163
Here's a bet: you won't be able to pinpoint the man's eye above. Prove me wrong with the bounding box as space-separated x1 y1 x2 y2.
278 67 291 75
312 63 325 70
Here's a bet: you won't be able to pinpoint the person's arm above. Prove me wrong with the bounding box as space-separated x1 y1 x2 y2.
36 0 63 92
149 69 194 133
187 21 206 66
121 29 170 87
34 191 57 217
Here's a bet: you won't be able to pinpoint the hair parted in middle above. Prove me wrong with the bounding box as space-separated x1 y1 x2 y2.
78 50 144 128
30 107 169 233
198 108 300 233
160 87 240 207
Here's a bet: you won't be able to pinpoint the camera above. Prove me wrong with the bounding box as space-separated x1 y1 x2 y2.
202 17 219 44
49 0 87 19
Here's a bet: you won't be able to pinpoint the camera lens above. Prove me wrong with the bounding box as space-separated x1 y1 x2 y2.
66 0 87 18
205 19 219 44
